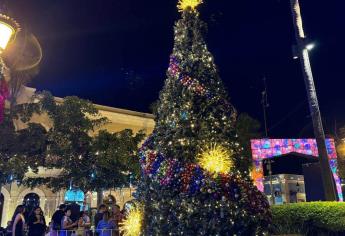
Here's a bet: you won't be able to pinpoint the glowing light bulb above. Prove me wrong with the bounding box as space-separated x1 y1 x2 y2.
0 21 14 51
306 43 315 51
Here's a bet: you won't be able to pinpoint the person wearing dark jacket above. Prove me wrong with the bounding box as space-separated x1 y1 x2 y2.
94 204 107 229
50 204 66 236
27 206 46 236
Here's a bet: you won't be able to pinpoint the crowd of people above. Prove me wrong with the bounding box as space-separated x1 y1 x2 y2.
2 203 125 236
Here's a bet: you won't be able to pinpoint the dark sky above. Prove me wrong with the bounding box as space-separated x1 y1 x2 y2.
6 0 345 138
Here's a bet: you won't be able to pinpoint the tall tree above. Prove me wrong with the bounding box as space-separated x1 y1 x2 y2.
90 130 145 190
25 92 144 195
132 1 271 235
235 113 262 173
0 94 47 187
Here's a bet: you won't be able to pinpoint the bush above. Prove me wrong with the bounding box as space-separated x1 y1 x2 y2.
271 202 345 235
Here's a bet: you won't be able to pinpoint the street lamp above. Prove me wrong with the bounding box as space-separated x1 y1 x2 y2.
292 41 315 59
0 14 20 53
306 43 315 51
0 22 14 51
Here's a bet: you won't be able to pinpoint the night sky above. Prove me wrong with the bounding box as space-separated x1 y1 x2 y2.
6 0 345 138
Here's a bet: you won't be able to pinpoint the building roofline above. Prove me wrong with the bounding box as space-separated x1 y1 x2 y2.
21 87 155 119
54 97 155 119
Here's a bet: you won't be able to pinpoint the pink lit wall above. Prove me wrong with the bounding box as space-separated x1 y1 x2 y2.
251 139 342 201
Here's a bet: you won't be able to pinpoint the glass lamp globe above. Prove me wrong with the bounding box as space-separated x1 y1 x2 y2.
0 14 20 53
0 21 14 51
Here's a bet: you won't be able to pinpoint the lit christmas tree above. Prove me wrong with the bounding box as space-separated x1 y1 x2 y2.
125 0 271 235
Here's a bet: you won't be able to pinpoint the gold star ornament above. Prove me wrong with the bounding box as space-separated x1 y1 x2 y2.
177 0 203 12
198 143 234 176
120 207 143 236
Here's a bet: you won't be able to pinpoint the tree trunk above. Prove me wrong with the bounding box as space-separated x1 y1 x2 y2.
97 190 103 206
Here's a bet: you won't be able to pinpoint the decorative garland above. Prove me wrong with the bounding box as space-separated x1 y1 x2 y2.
168 55 235 114
168 55 208 96
139 137 270 217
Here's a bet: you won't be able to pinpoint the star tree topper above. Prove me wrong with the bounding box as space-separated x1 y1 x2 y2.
177 0 203 12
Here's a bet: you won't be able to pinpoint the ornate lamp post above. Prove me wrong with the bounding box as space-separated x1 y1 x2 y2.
0 11 42 118
0 14 19 81
0 13 19 196
0 14 19 122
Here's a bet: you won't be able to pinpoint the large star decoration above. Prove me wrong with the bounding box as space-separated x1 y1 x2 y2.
177 0 203 12
198 143 233 176
120 208 143 236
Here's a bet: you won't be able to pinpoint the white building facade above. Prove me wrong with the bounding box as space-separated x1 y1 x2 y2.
0 87 155 226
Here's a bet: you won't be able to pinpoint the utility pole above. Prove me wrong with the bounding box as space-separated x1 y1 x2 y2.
262 78 274 204
261 77 269 137
290 0 337 201
266 159 275 205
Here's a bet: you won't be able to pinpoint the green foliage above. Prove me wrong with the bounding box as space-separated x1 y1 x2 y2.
0 47 47 187
235 113 261 173
271 202 345 235
149 100 159 114
35 92 107 172
90 129 145 190
24 91 145 193
0 106 47 186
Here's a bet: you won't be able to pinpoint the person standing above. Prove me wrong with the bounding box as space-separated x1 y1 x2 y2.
96 211 115 236
11 205 26 236
94 205 106 229
110 205 123 236
77 211 91 236
51 204 66 236
28 206 46 236
60 207 78 236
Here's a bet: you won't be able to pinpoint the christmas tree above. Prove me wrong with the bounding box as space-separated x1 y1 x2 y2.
124 1 271 235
